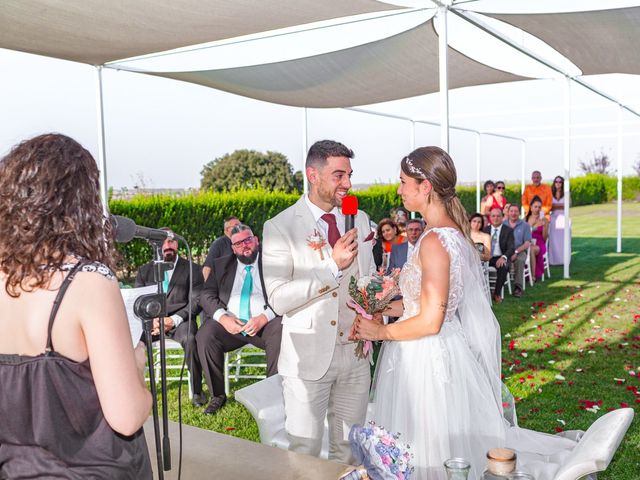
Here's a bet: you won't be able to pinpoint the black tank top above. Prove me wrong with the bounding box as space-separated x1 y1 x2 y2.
0 261 152 479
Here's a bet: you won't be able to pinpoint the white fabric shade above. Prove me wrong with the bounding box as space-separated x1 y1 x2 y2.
485 7 640 75
0 0 398 65
140 21 524 108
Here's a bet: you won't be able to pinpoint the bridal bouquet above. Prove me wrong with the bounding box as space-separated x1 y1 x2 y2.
343 422 413 480
348 270 400 363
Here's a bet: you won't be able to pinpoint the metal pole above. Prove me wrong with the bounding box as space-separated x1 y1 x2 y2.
95 66 109 214
520 139 526 216
302 107 309 194
563 78 571 279
475 133 481 212
617 106 623 253
438 6 450 152
410 120 416 151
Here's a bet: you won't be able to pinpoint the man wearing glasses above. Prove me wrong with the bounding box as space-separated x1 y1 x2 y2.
522 170 552 218
197 224 282 415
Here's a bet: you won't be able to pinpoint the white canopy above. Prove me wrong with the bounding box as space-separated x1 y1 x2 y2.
484 7 640 76
141 21 523 108
0 0 397 65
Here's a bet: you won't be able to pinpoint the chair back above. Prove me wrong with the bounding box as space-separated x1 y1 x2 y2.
554 408 634 480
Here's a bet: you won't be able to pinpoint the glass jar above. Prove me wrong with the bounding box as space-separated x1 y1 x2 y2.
443 458 471 480
508 473 535 479
486 448 517 476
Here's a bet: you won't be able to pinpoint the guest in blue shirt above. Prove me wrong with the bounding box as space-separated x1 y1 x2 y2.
503 203 531 298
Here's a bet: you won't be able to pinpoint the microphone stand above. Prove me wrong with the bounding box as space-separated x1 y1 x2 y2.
143 240 174 478
152 241 173 473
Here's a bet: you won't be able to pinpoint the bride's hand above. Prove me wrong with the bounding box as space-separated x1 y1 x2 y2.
355 315 385 341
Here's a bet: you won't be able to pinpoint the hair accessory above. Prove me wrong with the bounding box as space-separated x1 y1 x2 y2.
404 156 427 179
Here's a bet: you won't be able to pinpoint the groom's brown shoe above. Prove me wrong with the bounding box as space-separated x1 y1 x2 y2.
203 395 226 415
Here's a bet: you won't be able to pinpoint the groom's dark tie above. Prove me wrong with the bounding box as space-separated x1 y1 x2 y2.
321 213 341 248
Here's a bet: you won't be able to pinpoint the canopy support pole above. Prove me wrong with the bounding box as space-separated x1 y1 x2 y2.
520 139 526 215
438 6 450 152
302 107 309 194
617 106 623 253
563 78 571 279
95 66 109 214
475 133 481 213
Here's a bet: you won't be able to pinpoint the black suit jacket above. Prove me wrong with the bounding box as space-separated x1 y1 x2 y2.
199 252 278 321
135 256 203 322
484 224 516 260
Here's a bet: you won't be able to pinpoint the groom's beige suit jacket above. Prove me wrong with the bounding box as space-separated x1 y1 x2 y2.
262 196 376 381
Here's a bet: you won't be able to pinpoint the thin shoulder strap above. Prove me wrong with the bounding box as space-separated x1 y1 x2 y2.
45 261 86 355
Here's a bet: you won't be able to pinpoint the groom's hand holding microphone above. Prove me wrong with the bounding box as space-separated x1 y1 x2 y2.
332 229 358 270
332 195 359 271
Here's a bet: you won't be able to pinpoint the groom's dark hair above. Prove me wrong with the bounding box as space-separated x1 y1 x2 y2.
306 140 354 169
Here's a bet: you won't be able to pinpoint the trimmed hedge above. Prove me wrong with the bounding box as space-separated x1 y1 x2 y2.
110 174 638 277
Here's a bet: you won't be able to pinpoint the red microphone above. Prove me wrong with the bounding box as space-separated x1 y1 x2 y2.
342 195 358 231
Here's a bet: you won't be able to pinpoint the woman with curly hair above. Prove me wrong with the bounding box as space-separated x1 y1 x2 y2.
0 134 152 478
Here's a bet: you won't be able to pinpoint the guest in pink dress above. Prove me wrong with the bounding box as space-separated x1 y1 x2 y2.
549 176 571 265
526 196 549 281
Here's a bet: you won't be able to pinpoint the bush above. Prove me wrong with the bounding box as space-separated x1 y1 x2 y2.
110 189 298 278
110 174 639 278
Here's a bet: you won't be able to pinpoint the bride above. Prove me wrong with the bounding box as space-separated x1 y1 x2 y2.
354 147 574 479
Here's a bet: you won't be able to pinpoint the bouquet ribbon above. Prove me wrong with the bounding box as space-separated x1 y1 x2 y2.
347 298 374 360
347 298 373 320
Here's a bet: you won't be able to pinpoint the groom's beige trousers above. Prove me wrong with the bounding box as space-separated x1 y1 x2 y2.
282 342 370 463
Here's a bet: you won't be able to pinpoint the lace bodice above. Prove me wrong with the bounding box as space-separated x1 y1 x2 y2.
398 227 466 322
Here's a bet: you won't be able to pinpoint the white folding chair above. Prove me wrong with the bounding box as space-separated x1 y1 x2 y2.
146 338 192 399
481 261 491 302
516 408 634 480
488 265 512 297
522 246 535 290
224 345 267 395
543 238 551 280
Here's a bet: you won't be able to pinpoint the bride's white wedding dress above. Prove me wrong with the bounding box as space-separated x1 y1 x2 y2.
372 228 575 479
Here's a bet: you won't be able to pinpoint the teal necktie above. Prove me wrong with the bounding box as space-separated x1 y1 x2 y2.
239 265 253 322
163 271 170 293
491 228 498 254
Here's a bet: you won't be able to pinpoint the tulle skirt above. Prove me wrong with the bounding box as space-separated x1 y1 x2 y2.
371 319 506 479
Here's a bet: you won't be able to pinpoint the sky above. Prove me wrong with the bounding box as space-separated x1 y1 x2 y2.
2 3 640 190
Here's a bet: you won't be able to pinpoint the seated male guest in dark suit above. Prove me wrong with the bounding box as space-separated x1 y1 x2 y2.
197 224 282 415
484 207 515 304
135 231 206 406
388 218 425 271
203 216 240 281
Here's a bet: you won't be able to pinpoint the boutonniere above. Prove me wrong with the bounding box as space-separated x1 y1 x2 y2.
306 229 327 260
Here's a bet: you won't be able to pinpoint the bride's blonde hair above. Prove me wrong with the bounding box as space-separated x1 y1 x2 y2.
401 146 472 243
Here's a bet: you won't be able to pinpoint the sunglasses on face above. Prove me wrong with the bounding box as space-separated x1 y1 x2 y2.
496 186 505 190
232 236 254 248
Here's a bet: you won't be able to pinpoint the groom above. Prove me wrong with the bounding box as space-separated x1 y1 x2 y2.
262 140 376 463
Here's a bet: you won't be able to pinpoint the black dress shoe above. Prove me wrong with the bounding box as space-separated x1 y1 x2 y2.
191 392 207 407
203 395 227 415
513 286 523 298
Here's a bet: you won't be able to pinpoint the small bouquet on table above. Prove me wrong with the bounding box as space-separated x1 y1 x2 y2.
348 269 400 364
339 422 414 480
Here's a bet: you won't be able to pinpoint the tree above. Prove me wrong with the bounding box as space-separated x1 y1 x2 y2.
633 154 640 176
200 149 302 193
578 149 613 175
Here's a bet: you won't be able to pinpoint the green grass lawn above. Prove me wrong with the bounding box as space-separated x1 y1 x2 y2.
156 202 640 478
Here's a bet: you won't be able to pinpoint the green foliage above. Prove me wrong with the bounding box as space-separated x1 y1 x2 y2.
110 175 639 278
200 149 302 193
109 189 298 279
353 184 402 222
